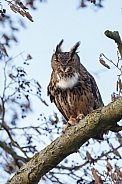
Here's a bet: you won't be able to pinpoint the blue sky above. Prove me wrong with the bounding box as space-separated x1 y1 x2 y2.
1 0 122 183
8 0 122 106
10 0 122 119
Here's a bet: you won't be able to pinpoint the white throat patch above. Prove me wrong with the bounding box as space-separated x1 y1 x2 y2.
57 72 79 89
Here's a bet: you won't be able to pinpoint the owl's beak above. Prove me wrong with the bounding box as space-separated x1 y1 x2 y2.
61 65 66 72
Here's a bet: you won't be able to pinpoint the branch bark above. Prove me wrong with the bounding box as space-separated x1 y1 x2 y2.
7 97 122 184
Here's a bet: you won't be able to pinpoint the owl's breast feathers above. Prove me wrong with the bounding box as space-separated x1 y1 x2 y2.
56 72 79 89
47 66 104 121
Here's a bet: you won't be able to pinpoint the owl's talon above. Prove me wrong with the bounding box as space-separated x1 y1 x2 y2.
62 118 76 133
62 123 70 133
68 117 76 125
76 114 85 122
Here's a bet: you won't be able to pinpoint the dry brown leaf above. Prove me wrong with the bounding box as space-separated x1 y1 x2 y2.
25 12 34 22
113 148 121 158
9 74 15 79
18 2 26 9
107 161 113 171
18 10 25 17
111 173 117 181
9 3 34 22
116 80 119 91
105 171 109 176
36 82 42 88
116 133 122 144
25 82 30 87
118 78 122 91
3 34 10 41
91 168 103 184
1 45 8 56
99 59 110 69
115 166 122 178
10 5 18 13
86 151 94 161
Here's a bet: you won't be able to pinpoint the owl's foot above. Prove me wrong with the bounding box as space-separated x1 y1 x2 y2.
68 117 76 125
76 114 85 122
62 123 71 133
62 117 76 133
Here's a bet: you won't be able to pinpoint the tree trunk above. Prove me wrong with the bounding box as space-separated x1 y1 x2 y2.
7 97 122 184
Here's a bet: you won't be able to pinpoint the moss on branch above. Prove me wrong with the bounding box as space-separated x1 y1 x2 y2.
7 97 122 184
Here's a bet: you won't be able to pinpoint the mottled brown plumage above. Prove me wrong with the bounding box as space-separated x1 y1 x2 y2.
47 40 104 131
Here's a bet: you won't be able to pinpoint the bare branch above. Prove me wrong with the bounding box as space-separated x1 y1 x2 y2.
104 30 122 58
7 97 122 184
0 141 30 164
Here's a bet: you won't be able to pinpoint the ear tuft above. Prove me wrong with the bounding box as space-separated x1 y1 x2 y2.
55 39 64 53
70 41 80 56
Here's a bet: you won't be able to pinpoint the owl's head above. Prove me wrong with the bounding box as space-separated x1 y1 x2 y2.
51 40 81 77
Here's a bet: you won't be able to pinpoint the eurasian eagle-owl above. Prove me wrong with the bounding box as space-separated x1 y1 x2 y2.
47 40 104 132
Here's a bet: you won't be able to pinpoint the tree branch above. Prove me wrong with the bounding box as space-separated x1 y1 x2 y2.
56 144 122 171
0 141 29 164
104 30 122 58
7 97 122 184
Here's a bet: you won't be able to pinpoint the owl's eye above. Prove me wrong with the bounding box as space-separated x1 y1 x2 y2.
55 60 60 64
68 59 75 63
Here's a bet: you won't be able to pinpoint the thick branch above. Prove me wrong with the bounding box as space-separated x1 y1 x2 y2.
104 30 122 58
7 97 122 184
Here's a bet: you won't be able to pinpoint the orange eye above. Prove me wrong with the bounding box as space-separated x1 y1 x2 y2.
54 59 60 64
68 59 75 63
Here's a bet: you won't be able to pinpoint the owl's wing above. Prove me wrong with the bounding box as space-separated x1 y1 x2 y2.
47 72 69 121
88 73 104 108
79 64 104 110
47 72 55 103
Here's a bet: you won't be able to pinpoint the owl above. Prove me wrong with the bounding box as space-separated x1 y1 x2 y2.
47 40 104 132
